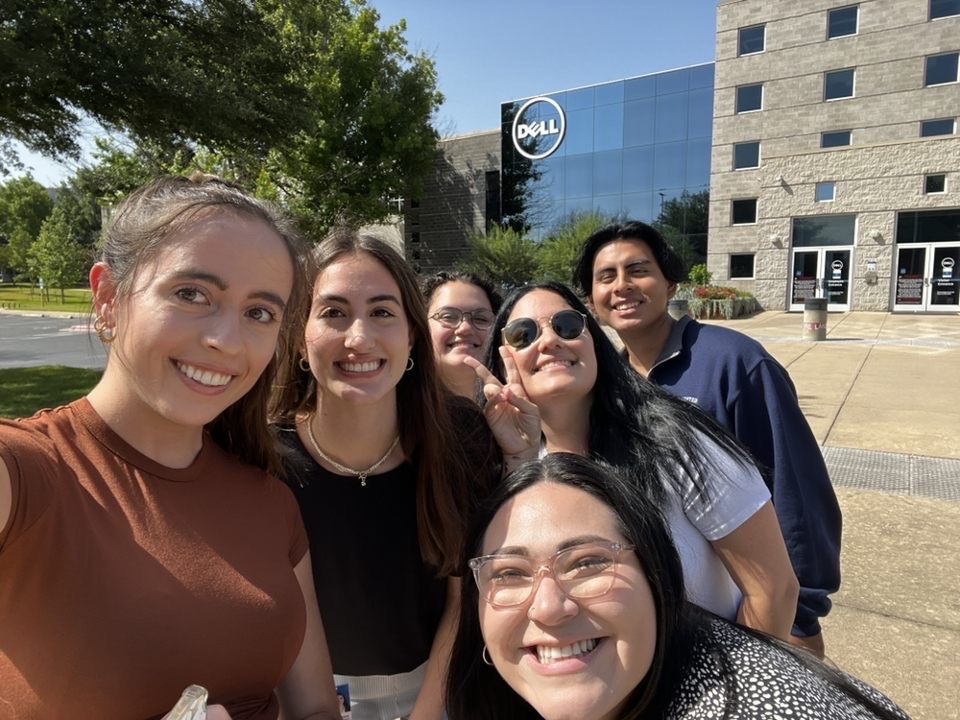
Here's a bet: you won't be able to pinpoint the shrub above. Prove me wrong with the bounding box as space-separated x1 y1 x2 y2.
693 285 738 300
687 263 712 287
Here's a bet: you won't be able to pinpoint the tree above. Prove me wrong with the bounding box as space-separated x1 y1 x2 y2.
0 176 53 277
68 137 195 214
4 1 444 233
460 224 539 289
28 205 90 302
259 0 443 233
537 211 614 284
1 0 305 171
654 190 709 277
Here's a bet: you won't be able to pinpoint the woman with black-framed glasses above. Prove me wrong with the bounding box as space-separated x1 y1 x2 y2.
446 454 909 720
421 271 502 399
466 281 799 643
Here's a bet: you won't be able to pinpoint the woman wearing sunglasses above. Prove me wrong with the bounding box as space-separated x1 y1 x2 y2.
421 271 502 399
466 282 799 641
446 453 909 720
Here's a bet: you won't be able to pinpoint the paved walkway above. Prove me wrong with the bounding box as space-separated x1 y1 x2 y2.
709 312 960 720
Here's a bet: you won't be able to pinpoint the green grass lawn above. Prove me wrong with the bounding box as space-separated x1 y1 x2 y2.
0 366 101 418
0 283 93 313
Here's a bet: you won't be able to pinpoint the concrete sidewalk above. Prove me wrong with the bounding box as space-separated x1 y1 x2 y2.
709 311 960 719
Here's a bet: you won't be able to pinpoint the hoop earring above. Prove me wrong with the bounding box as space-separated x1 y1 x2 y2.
94 316 115 343
482 645 493 666
405 357 415 372
299 356 311 372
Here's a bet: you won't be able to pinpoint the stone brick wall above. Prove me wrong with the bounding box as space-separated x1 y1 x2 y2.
711 0 960 310
404 130 500 273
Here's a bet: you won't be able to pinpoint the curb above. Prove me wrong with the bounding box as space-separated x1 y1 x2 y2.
0 308 88 319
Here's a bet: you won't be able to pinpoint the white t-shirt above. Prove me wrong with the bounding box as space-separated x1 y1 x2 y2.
665 433 770 620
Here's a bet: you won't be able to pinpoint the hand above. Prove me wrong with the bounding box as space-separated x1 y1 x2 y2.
206 705 232 720
464 349 541 465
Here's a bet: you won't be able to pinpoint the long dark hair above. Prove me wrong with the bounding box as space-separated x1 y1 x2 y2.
270 230 497 574
446 454 695 720
479 281 751 505
447 455 909 720
99 174 310 476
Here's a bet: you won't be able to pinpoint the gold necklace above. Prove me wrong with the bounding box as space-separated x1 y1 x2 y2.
304 414 400 487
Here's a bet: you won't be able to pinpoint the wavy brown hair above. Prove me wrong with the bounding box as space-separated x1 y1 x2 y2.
98 173 310 476
270 230 497 574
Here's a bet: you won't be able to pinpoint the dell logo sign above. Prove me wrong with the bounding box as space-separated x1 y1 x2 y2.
511 96 566 160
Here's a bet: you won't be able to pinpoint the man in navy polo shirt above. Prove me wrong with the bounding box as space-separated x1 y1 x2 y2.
574 220 841 658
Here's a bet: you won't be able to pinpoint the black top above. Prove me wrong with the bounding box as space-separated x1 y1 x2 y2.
276 428 447 676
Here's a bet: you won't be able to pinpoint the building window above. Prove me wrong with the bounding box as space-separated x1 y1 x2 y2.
930 0 960 20
410 231 421 243
821 129 852 147
731 198 758 224
730 254 755 279
828 6 859 38
921 118 957 136
738 25 765 55
793 215 856 247
733 141 761 169
925 52 959 86
925 174 947 194
735 83 763 113
815 181 836 202
409 199 420 209
824 68 855 100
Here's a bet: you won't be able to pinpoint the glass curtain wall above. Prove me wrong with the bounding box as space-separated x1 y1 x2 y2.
500 63 714 241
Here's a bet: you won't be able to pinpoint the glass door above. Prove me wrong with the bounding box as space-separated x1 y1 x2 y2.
824 249 851 311
789 250 819 311
894 246 926 310
930 246 960 309
789 248 852 311
894 244 960 311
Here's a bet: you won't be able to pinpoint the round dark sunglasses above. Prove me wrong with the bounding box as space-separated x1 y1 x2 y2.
501 309 587 350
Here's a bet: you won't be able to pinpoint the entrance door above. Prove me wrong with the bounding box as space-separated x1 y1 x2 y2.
895 244 960 311
789 247 852 311
930 246 960 309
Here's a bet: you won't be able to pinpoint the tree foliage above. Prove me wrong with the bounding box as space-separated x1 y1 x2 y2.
2 1 443 235
460 224 540 289
537 211 613 283
258 1 443 233
0 0 303 169
28 204 90 300
0 176 54 276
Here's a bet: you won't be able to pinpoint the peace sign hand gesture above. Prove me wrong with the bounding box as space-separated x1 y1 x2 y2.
465 348 541 472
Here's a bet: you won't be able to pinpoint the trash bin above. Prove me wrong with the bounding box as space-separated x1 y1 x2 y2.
667 298 690 321
802 298 827 341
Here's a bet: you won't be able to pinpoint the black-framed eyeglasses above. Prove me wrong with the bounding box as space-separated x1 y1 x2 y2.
429 307 495 330
501 309 587 350
468 541 634 609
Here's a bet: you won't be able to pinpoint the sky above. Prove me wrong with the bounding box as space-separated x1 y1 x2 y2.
14 0 719 186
